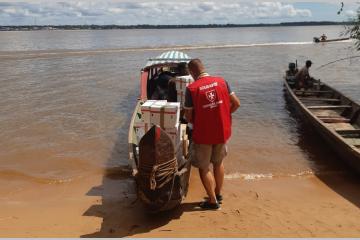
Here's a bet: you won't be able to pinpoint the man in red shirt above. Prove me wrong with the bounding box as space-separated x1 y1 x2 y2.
184 59 240 209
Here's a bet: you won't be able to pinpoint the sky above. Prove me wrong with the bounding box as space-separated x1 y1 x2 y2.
0 0 358 25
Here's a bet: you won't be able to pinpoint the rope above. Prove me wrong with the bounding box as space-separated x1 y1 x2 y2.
316 55 360 70
138 157 178 190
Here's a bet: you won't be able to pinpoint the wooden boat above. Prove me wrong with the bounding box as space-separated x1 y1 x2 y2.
283 72 360 174
313 37 350 43
128 50 192 212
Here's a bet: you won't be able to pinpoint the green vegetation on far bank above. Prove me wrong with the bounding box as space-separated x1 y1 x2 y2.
0 21 353 31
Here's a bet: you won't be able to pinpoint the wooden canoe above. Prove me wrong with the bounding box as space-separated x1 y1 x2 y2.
283 77 360 173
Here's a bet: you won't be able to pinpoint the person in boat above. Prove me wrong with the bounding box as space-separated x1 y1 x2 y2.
295 60 313 90
184 59 240 210
150 70 174 100
285 62 298 88
320 34 327 41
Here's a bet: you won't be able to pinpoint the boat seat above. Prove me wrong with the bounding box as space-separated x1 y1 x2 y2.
294 90 333 94
336 129 360 138
319 117 350 123
316 115 344 118
308 105 352 109
299 98 341 102
344 138 360 145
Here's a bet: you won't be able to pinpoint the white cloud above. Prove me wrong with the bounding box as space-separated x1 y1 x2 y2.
345 10 358 18
251 2 312 18
0 1 314 25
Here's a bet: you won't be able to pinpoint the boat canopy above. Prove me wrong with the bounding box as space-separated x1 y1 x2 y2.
143 50 191 70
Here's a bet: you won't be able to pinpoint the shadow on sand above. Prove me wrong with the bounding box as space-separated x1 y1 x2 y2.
80 90 201 237
284 93 360 209
81 165 202 237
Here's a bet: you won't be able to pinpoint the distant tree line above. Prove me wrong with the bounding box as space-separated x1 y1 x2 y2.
0 21 353 31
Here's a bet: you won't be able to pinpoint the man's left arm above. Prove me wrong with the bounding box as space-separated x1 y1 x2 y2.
225 81 240 113
183 88 193 123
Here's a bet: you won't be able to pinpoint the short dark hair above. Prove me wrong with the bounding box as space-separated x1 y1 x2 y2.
188 58 205 74
306 60 312 67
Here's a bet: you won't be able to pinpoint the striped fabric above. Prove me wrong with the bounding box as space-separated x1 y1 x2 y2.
144 51 191 69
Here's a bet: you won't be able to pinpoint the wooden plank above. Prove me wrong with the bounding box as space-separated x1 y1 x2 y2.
308 105 352 109
344 138 360 145
336 129 360 135
299 98 340 102
294 90 333 94
316 115 343 118
320 118 350 123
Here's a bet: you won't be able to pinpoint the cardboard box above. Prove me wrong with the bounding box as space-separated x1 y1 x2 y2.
175 75 193 91
134 122 148 143
150 102 180 128
140 100 166 123
164 123 181 146
177 90 186 107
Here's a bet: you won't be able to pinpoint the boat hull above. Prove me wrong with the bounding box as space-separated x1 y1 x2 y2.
128 101 191 212
283 80 360 174
313 37 350 43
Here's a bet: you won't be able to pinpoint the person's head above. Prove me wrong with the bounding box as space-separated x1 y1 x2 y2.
188 58 206 80
306 60 312 68
177 62 189 76
157 71 172 88
289 62 296 70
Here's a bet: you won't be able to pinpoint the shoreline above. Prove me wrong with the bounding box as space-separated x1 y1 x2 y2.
1 169 360 237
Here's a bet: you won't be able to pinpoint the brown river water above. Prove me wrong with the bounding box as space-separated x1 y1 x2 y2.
0 26 359 188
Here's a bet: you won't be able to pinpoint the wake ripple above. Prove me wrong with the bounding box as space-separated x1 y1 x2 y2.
225 170 347 180
0 170 75 185
0 41 314 60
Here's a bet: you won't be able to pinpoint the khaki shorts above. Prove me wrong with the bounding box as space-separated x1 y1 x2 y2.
190 143 227 170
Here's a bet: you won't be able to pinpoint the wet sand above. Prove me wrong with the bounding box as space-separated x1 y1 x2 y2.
1 169 360 237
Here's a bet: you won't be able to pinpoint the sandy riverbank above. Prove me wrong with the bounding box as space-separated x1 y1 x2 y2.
1 168 360 238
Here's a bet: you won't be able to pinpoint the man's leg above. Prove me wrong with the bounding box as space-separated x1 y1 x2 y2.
213 162 224 196
191 143 217 204
199 168 217 204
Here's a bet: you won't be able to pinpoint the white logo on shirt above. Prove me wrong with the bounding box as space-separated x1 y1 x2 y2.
206 90 217 103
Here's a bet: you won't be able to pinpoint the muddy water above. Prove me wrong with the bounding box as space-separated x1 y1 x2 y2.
0 26 359 187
